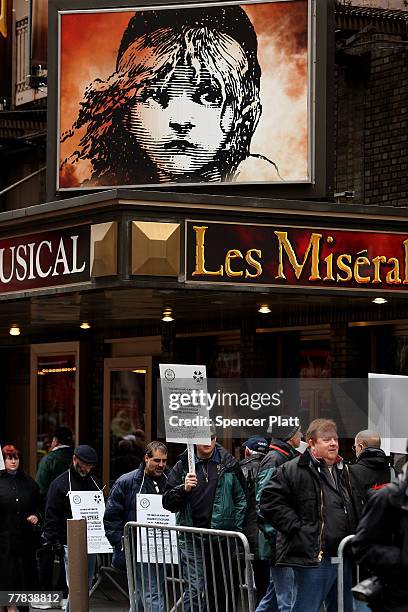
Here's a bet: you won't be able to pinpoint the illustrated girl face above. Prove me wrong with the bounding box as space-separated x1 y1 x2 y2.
126 60 235 180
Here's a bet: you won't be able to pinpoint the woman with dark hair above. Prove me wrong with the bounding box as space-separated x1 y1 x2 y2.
0 445 40 612
61 5 280 187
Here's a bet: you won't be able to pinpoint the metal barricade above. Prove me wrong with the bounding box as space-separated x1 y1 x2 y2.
332 534 368 612
124 521 256 612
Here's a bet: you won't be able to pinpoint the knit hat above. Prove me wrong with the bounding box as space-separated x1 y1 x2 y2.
74 445 98 466
243 436 268 454
271 418 301 442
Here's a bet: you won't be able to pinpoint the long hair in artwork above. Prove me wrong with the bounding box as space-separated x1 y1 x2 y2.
60 5 262 186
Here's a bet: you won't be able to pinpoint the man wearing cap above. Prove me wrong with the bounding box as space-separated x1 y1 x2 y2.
34 428 73 608
42 445 100 612
240 436 269 604
255 420 302 612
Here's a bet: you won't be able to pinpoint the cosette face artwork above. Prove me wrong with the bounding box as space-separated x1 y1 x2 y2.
58 1 310 189
126 62 234 181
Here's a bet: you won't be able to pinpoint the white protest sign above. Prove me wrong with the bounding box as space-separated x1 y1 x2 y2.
159 364 211 446
368 373 408 454
69 490 113 554
0 446 4 470
136 494 178 564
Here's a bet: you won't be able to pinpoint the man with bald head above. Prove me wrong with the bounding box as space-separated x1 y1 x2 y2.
349 429 395 500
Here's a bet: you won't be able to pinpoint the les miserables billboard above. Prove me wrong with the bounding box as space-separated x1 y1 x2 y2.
47 0 332 199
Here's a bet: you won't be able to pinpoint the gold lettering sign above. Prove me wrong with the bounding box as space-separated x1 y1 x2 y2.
186 222 408 291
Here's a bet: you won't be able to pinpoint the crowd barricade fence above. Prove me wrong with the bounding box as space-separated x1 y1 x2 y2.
332 534 370 612
123 521 256 612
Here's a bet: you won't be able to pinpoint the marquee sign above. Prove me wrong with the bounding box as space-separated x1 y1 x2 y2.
0 225 90 294
185 221 408 291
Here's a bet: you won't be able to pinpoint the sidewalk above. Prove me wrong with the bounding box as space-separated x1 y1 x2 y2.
29 587 129 611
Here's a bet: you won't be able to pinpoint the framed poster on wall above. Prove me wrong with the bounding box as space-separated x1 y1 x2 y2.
47 0 332 199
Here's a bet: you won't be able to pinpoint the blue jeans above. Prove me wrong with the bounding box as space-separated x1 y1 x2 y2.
135 563 166 612
180 539 240 612
291 556 353 612
63 545 96 612
112 547 166 611
255 565 296 612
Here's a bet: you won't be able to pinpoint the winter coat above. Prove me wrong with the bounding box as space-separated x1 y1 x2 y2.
349 447 395 500
36 446 74 500
0 470 40 590
256 440 299 560
104 465 171 570
162 444 247 533
43 466 100 545
239 451 265 557
352 477 408 611
260 449 363 567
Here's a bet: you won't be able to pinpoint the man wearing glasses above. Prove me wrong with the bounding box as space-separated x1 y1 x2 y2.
350 430 396 501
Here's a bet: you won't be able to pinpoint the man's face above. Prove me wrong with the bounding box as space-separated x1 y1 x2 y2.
196 435 217 459
353 438 364 458
289 429 303 449
309 429 339 465
72 455 94 478
144 450 167 478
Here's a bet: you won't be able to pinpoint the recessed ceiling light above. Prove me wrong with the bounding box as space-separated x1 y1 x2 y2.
80 321 91 329
162 308 174 322
258 304 271 314
9 325 20 336
372 297 387 305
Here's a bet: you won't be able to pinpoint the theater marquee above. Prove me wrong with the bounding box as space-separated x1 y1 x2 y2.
185 221 408 291
0 226 90 295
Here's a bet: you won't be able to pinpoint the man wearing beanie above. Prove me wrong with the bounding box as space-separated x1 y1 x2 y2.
260 418 364 612
42 445 100 612
255 420 302 612
240 436 269 605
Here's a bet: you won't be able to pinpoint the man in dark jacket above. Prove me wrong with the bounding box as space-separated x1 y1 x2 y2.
350 429 396 499
239 435 268 604
43 445 100 612
36 427 74 509
104 441 170 612
162 435 247 612
35 428 74 604
260 418 363 612
255 422 302 612
352 460 408 612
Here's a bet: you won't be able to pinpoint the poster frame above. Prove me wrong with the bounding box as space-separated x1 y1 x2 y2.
46 0 334 203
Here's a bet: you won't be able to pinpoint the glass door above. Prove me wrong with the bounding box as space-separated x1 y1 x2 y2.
30 342 79 475
103 357 152 486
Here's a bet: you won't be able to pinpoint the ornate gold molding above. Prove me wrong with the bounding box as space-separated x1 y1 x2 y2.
131 221 180 276
90 222 117 277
